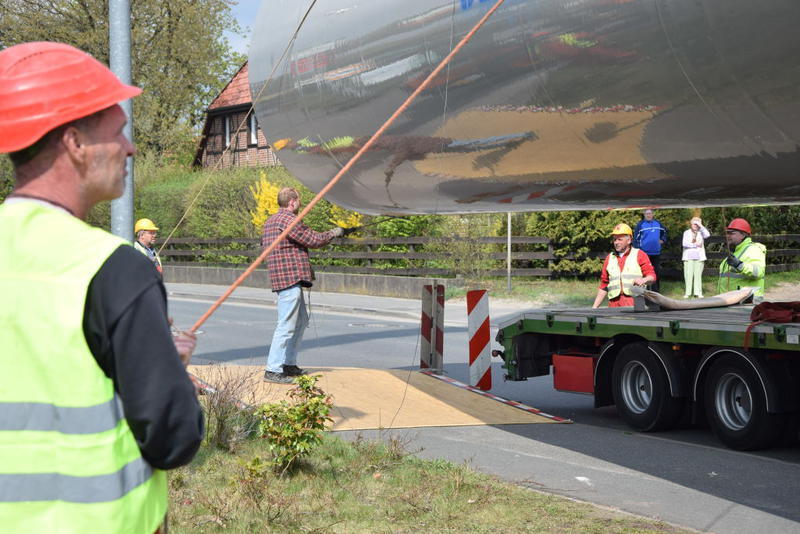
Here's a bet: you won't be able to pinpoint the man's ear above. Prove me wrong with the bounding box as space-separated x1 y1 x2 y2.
60 125 90 167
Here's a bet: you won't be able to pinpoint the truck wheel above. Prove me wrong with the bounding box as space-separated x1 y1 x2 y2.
612 342 682 432
704 355 785 450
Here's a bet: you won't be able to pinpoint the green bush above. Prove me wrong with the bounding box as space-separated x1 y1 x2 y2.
0 155 13 202
425 214 502 282
182 169 261 238
255 375 333 473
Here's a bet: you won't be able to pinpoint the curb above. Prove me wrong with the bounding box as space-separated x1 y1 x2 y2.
420 370 571 423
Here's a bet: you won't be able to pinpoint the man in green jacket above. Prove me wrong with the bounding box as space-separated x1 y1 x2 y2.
718 218 766 300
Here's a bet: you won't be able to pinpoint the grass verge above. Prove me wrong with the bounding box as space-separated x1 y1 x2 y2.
167 433 690 533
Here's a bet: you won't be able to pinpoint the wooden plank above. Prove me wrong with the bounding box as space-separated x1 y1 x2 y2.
162 249 261 257
313 266 452 276
487 268 551 277
164 237 259 245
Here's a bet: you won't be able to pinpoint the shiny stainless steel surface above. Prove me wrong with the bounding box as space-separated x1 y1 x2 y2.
249 0 800 215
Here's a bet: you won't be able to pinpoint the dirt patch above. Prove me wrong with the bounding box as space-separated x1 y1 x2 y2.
767 281 800 302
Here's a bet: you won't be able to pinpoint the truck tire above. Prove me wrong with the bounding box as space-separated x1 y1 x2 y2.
612 342 683 432
704 355 785 450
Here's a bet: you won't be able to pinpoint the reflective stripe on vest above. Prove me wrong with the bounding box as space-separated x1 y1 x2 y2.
0 201 166 533
606 248 643 299
0 457 153 503
0 396 123 433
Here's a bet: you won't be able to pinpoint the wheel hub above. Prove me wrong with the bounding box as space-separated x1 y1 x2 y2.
620 361 653 414
714 372 752 431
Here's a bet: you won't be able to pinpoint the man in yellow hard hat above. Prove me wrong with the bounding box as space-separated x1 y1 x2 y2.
0 42 202 533
134 217 163 274
592 222 657 308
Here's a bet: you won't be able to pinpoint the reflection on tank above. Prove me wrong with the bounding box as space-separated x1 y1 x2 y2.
250 0 800 214
273 131 535 208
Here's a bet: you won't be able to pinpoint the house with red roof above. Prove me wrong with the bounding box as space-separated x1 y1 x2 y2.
194 62 278 168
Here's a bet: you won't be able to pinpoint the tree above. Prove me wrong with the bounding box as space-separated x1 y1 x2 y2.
0 0 245 158
0 156 13 201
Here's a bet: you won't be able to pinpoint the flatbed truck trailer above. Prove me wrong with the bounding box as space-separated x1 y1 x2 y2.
495 304 800 450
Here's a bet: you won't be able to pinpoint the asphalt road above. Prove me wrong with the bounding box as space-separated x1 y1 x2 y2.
170 296 800 533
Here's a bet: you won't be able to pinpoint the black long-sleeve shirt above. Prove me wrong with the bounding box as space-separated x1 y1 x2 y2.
83 246 203 469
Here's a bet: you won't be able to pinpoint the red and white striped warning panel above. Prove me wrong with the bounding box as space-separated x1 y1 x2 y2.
421 370 571 422
466 289 492 391
420 284 444 370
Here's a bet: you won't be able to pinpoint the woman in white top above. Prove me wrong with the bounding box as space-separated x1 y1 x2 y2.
682 216 711 298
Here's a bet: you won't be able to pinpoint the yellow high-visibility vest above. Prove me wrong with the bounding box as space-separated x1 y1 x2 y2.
0 201 167 533
606 247 644 299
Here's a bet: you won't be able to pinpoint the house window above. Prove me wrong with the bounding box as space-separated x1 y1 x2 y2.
249 112 258 145
224 116 231 147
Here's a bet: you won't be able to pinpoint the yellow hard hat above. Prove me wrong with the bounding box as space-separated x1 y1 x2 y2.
272 138 291 151
134 218 159 233
611 223 632 236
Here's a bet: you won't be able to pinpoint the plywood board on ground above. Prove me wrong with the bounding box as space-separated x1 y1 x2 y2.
188 365 564 431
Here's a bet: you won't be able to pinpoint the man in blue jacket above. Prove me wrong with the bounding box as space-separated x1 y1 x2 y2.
633 209 668 292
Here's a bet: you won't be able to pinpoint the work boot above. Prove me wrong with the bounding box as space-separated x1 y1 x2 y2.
283 364 306 376
263 371 294 384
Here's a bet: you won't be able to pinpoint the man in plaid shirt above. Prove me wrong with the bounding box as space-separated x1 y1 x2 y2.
262 187 344 383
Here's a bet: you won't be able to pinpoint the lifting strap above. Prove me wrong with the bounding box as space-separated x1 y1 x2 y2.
744 301 800 350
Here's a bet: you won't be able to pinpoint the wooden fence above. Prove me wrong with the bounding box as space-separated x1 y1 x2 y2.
159 234 800 279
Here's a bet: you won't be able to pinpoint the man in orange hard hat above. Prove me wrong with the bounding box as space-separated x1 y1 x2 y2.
592 222 657 308
0 42 202 533
719 217 766 299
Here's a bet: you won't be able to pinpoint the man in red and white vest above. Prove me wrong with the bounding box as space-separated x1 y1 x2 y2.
593 222 657 308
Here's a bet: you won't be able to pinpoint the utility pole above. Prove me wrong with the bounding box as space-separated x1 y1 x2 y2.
109 0 134 241
507 212 512 292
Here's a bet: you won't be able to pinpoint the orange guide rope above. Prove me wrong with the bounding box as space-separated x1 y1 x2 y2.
189 0 507 333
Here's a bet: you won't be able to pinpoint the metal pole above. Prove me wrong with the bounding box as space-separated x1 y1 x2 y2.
507 212 512 292
109 0 134 241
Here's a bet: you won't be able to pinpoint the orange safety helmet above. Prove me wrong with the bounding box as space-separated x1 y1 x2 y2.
726 218 752 235
0 42 141 154
611 223 633 236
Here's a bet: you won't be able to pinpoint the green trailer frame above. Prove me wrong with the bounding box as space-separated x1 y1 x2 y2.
495 305 800 450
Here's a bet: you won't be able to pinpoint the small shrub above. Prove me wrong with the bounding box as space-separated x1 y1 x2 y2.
199 365 262 453
233 456 289 521
255 375 333 473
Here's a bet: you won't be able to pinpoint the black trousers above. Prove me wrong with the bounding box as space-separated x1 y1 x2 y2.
648 254 661 292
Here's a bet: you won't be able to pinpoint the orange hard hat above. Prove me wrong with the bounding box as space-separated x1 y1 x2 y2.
0 42 141 154
726 218 751 235
611 223 633 236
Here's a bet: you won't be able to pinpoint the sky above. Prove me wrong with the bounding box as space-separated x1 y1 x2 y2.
227 0 262 56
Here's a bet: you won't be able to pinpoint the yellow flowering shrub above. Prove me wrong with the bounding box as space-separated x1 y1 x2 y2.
249 170 281 231
328 204 362 233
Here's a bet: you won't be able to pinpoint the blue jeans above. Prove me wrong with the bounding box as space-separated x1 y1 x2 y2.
266 284 308 373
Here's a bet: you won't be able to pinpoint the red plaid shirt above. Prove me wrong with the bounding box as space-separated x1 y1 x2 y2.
261 208 336 291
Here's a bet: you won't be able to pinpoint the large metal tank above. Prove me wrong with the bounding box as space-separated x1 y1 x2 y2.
249 0 800 214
